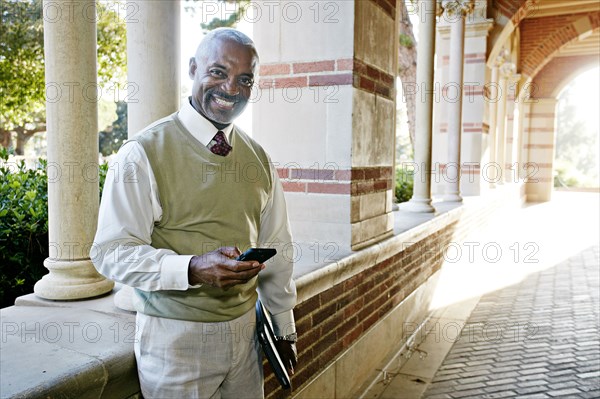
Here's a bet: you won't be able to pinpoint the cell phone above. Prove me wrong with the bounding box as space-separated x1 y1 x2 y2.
236 248 277 263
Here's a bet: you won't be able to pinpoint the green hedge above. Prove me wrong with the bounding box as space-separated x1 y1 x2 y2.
395 166 414 204
0 148 107 308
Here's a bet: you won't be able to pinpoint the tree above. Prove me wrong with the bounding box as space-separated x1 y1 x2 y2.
0 0 127 155
555 80 600 187
0 0 45 155
99 101 127 156
185 0 250 32
398 1 418 148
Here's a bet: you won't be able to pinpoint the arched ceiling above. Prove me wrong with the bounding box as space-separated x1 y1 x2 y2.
515 0 600 79
527 0 600 59
529 0 599 18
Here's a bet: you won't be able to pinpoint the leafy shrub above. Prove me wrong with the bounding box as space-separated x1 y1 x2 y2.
395 166 414 203
0 147 48 307
0 148 108 307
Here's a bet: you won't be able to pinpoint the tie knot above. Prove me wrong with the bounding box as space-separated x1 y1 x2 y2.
209 131 232 156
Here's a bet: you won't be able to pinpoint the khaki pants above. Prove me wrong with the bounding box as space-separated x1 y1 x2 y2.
134 307 264 399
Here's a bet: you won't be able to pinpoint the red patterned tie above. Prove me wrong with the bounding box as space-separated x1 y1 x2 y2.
208 131 232 156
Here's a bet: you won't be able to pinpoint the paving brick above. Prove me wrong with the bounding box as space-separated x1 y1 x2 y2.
520 362 551 370
421 246 599 399
546 362 578 371
516 380 552 390
578 370 600 379
483 384 518 394
485 377 519 386
579 391 600 399
515 385 550 395
489 371 520 380
425 394 453 399
547 380 581 390
455 382 487 391
518 373 551 382
547 388 582 397
459 375 489 385
492 365 520 373
481 391 517 398
458 369 490 378
450 388 491 398
439 362 468 370
519 367 550 375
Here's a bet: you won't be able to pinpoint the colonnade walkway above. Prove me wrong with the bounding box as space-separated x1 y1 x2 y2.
361 192 600 399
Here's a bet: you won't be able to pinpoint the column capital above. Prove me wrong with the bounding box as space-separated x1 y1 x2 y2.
499 61 517 78
436 1 445 18
493 48 511 67
508 73 522 83
442 0 475 18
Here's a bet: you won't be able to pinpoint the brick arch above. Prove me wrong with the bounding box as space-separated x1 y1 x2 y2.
520 12 600 79
487 0 542 67
496 0 541 25
532 54 600 99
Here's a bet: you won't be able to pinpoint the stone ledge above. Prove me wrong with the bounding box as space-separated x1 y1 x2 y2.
14 283 134 317
295 200 465 304
0 305 139 398
1 185 523 399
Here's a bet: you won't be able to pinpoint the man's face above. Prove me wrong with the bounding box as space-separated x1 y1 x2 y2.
189 38 257 126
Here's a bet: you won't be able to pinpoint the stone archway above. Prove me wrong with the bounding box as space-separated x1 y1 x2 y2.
521 32 599 201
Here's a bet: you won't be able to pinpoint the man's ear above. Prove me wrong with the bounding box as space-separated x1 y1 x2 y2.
189 57 197 79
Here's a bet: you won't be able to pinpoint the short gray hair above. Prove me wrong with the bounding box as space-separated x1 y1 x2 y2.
194 28 258 61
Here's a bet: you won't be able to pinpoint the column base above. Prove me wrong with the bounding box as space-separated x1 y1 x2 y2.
114 285 136 312
443 193 463 202
398 198 436 213
34 258 114 300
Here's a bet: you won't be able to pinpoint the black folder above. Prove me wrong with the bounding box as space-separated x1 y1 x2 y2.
255 300 291 390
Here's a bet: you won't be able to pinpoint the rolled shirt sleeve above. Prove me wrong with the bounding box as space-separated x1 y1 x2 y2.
257 162 297 336
91 142 193 291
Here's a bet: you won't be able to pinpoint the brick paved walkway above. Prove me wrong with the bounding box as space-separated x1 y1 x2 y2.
422 244 600 399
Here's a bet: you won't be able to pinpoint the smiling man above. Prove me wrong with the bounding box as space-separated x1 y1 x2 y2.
92 28 297 398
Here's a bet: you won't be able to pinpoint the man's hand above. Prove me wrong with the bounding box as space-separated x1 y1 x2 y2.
188 247 264 289
275 340 298 376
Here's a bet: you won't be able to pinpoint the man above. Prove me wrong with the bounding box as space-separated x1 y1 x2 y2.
92 28 297 398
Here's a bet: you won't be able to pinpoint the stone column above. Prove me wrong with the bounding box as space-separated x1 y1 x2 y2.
487 65 499 186
504 73 521 183
487 49 509 188
114 0 181 311
253 0 398 251
35 0 114 299
433 1 492 196
524 98 557 201
400 0 439 213
495 61 516 185
126 0 180 136
442 0 474 202
517 100 529 180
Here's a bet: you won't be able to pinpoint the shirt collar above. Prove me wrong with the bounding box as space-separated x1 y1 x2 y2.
178 98 233 146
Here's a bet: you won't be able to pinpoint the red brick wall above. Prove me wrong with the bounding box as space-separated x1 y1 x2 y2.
494 0 540 25
532 55 600 98
276 166 393 195
265 222 455 398
258 57 395 101
519 12 600 78
263 195 506 398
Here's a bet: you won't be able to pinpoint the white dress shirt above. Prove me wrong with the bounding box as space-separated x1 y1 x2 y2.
92 99 296 334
